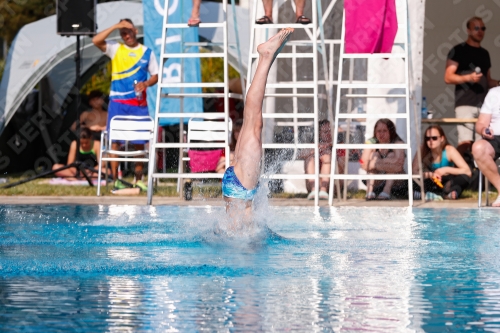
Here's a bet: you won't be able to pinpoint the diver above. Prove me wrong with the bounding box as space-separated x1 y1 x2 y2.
221 28 294 229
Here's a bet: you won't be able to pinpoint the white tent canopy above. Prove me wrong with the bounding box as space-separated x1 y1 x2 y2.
0 1 250 135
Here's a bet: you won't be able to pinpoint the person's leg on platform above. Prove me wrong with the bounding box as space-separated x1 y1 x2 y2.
110 142 127 189
133 144 148 191
188 0 202 26
294 0 311 24
256 0 274 24
318 153 331 199
473 139 500 206
376 179 393 200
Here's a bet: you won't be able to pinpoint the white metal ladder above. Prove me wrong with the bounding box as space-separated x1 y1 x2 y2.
248 0 330 205
329 1 416 206
147 0 234 205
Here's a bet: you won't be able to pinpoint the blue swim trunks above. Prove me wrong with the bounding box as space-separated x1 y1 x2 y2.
222 166 258 201
107 100 150 132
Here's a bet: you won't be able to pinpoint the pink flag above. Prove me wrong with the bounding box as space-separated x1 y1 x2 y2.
344 0 398 54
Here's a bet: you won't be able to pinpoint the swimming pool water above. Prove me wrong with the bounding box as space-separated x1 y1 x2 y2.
0 205 499 332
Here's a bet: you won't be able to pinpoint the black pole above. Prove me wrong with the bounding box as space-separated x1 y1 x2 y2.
75 35 81 153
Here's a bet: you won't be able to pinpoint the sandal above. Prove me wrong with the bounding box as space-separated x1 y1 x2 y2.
307 191 315 200
318 190 329 200
492 195 500 207
377 191 391 200
446 191 458 200
255 15 273 25
366 191 376 200
296 15 312 24
187 18 201 27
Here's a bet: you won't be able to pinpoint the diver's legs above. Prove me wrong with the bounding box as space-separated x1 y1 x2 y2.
233 28 293 189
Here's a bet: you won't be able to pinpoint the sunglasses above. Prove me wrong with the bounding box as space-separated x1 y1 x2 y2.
474 26 486 31
425 136 439 141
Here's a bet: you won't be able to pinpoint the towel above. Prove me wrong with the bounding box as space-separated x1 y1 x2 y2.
188 149 223 173
48 178 106 186
344 0 398 54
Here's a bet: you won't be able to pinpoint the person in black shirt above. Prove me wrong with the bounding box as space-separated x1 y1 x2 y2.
445 16 499 143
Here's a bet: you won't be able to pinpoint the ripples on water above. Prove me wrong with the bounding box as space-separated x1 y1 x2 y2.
0 205 499 332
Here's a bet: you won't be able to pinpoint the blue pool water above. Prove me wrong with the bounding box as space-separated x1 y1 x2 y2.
0 205 499 332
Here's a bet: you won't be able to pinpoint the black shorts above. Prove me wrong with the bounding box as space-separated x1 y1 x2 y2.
485 136 500 160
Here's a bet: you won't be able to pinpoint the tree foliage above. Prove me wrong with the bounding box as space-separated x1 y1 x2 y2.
0 0 56 45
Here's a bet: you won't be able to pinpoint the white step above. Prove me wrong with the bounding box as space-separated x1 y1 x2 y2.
161 92 243 99
344 94 406 98
161 53 225 59
334 143 409 149
263 143 315 149
262 113 315 119
156 112 226 119
154 143 227 149
250 53 314 59
265 93 315 98
252 23 316 29
263 83 315 89
342 53 406 59
159 82 225 88
336 113 409 119
164 22 226 28
339 83 407 89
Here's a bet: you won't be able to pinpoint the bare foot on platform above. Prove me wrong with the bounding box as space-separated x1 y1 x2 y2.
492 195 500 207
187 17 201 26
256 27 294 62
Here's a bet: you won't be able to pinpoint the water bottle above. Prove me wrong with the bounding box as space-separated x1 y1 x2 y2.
421 97 428 119
134 80 143 101
357 100 363 113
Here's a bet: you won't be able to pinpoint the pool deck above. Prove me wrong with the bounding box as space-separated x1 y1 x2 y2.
0 195 491 208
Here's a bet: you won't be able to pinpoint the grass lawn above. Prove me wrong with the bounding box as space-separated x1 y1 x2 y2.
0 176 497 201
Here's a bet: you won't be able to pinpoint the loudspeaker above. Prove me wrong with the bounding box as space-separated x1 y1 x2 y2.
57 0 96 36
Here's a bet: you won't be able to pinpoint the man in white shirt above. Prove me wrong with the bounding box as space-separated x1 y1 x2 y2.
472 87 500 206
92 18 158 191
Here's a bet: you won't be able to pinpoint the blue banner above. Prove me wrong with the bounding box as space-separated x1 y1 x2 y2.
143 0 203 125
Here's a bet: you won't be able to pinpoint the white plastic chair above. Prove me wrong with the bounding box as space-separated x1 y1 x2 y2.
97 115 155 196
177 118 232 193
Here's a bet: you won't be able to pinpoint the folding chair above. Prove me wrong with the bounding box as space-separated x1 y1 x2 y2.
97 115 155 196
177 118 232 193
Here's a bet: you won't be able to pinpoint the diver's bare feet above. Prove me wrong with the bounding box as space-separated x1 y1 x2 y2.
256 28 294 59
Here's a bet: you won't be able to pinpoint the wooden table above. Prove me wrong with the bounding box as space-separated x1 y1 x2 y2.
421 118 477 124
421 118 477 142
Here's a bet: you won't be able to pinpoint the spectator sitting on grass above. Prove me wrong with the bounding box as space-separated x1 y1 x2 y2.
412 125 472 201
52 127 102 180
71 90 107 141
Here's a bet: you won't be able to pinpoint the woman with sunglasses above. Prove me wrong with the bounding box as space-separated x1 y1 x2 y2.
412 125 472 200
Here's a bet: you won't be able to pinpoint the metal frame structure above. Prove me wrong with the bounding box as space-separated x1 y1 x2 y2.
147 0 234 204
329 1 419 206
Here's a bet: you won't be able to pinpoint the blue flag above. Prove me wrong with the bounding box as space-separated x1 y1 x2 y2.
143 0 203 125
